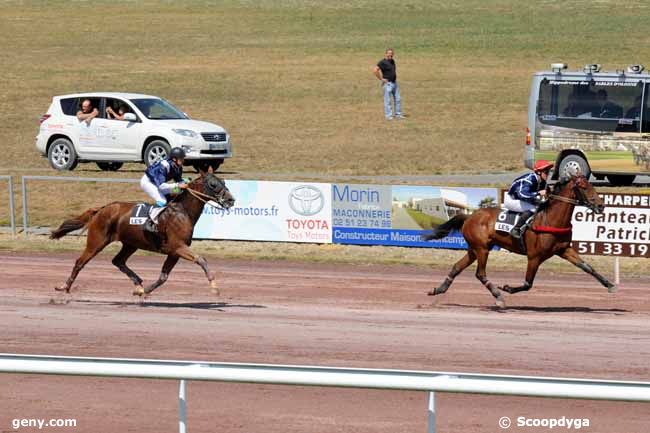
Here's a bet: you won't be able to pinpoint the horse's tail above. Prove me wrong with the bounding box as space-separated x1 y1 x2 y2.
421 214 469 241
50 207 102 240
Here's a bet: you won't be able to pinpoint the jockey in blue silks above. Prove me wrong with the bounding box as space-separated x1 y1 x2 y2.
139 147 187 231
504 160 554 239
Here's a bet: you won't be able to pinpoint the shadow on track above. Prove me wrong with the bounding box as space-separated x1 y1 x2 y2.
68 299 265 311
441 303 629 315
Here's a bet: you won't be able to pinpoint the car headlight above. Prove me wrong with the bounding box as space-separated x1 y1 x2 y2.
173 129 198 138
181 145 194 153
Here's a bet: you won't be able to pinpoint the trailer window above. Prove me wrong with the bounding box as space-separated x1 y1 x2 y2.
538 79 643 133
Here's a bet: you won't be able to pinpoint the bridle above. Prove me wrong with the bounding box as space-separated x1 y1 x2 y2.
547 177 598 211
185 183 231 209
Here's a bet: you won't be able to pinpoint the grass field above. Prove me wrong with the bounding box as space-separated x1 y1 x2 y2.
405 207 445 229
3 0 650 178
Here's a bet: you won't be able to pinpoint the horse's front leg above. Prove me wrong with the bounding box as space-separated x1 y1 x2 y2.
141 255 180 296
558 247 616 293
474 248 505 307
501 257 540 294
174 245 220 294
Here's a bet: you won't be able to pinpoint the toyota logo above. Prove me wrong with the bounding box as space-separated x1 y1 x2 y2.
289 185 324 216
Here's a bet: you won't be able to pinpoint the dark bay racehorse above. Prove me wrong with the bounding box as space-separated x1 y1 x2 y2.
50 171 235 296
423 174 614 307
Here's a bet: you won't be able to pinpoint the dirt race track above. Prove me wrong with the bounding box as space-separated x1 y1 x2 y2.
1 252 649 433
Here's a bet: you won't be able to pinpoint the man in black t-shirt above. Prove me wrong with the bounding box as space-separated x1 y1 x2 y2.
373 48 403 120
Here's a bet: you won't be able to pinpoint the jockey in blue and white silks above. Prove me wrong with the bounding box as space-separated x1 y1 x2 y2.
140 147 187 207
504 160 554 238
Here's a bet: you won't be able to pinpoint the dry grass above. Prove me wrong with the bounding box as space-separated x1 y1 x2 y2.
1 233 647 279
3 1 650 178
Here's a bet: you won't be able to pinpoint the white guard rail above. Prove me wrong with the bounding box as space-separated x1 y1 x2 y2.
1 353 650 433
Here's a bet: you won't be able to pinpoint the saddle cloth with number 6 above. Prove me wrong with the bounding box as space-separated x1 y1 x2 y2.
494 208 522 233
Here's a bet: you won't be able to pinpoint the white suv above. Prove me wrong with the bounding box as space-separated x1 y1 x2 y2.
36 92 232 171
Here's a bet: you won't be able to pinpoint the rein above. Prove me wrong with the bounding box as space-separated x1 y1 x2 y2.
548 194 580 205
186 187 226 209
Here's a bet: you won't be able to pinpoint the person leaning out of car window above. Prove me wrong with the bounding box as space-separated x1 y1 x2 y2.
106 104 128 120
76 99 98 125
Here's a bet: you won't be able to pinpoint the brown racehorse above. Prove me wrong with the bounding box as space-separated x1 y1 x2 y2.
50 171 235 296
423 173 614 307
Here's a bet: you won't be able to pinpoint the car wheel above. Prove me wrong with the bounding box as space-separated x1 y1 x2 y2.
192 159 223 173
208 159 224 172
97 162 124 171
192 162 208 173
144 140 171 167
558 154 590 179
607 175 635 186
47 138 78 171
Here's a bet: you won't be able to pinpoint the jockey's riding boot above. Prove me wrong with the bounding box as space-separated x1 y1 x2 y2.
144 204 165 233
511 210 534 239
143 217 158 233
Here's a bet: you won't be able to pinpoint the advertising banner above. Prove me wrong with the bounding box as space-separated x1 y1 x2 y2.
332 184 499 249
572 193 650 258
194 180 332 243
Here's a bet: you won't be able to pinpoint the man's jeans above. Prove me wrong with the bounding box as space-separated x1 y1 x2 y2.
383 81 401 118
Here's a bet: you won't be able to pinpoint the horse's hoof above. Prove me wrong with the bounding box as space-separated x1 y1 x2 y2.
500 285 512 294
54 285 67 292
495 297 506 309
427 289 436 296
607 285 617 294
132 285 145 297
210 279 220 295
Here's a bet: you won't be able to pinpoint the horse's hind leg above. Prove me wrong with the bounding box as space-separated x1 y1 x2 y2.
558 247 616 292
428 251 476 296
111 244 145 295
474 248 505 307
55 231 110 293
142 255 179 296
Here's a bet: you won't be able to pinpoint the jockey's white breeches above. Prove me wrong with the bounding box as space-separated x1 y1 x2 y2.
503 194 536 213
140 175 167 207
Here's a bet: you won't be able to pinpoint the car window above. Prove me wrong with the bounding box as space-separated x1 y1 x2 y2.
60 97 80 116
104 97 136 121
74 97 101 118
130 98 188 120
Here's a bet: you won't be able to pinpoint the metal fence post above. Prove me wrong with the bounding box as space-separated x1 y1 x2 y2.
179 379 187 433
427 391 436 433
8 177 15 235
21 176 27 235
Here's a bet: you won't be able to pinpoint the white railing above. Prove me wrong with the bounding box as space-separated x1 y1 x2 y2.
2 354 650 433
